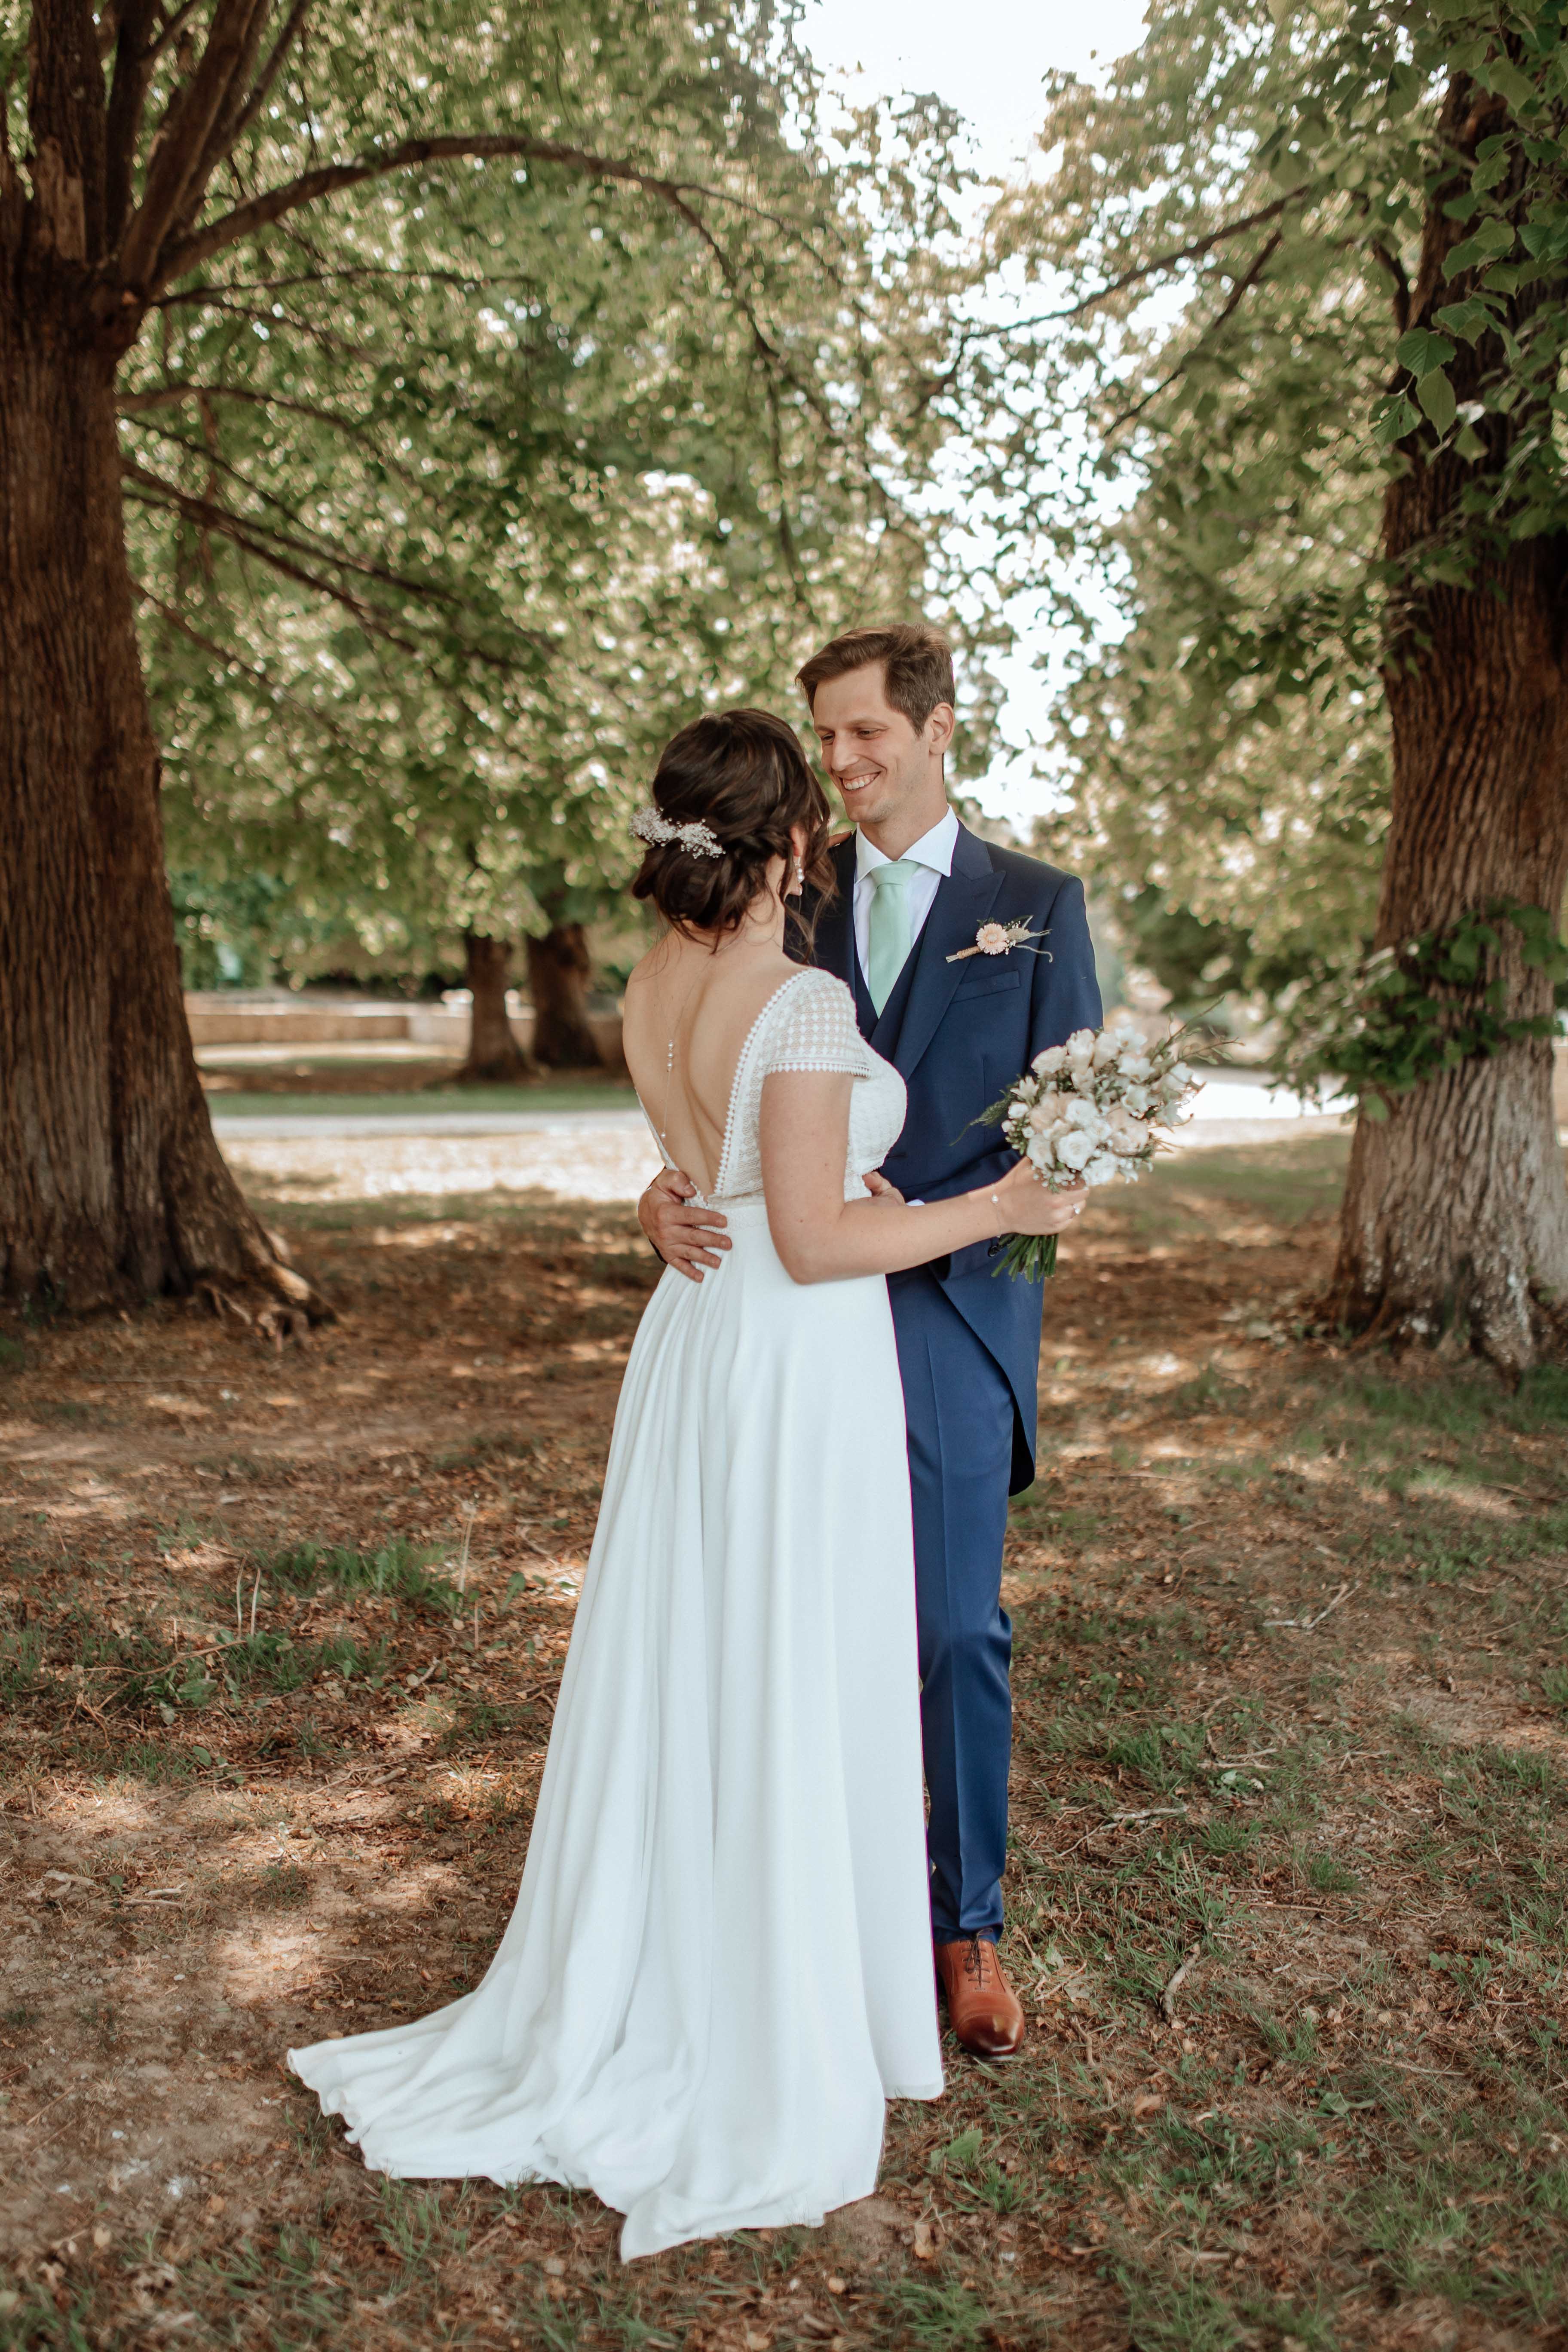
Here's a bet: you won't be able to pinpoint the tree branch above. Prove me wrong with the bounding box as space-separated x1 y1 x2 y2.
143 0 206 64
131 578 364 753
28 0 109 261
1102 229 1284 440
151 132 732 291
118 0 273 288
190 0 312 203
142 287 384 359
121 456 455 601
124 474 426 650
987 192 1303 334
104 0 159 245
155 261 543 304
123 411 370 533
118 378 364 433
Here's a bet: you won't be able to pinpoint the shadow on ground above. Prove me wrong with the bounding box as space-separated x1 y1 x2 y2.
3 1137 1567 2350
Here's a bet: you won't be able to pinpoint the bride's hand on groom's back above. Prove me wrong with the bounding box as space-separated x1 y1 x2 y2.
639 1167 732 1281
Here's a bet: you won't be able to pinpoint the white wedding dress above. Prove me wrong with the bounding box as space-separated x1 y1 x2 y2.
289 968 943 2258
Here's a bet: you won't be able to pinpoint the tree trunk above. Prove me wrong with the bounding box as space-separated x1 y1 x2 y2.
0 307 313 1325
1325 535 1568 1371
525 923 603 1068
454 933 533 1084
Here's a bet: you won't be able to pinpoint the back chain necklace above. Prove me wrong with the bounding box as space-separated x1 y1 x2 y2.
657 970 705 1150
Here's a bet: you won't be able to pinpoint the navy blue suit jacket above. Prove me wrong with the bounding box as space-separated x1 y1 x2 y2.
804 823 1102 1492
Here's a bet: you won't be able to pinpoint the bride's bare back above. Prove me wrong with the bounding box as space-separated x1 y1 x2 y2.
622 930 800 1198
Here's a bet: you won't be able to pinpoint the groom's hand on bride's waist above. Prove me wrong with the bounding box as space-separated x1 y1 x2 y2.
639 1167 731 1282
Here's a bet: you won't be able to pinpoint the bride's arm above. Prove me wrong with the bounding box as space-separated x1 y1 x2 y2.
758 1071 1084 1285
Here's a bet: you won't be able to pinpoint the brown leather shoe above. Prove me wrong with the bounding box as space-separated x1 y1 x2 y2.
935 1935 1026 2059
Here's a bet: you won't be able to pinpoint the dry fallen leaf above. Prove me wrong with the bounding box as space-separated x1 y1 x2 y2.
912 2219 939 2261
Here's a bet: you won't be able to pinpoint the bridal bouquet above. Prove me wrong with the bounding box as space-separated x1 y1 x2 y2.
983 1021 1204 1280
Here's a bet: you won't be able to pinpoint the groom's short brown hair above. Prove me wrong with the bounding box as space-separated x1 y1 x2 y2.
796 623 956 732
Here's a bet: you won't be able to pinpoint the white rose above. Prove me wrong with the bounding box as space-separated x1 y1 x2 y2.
1032 1044 1067 1075
1092 1029 1121 1069
1084 1153 1120 1185
1026 1101 1056 1133
1055 1128 1094 1170
1072 1066 1098 1096
1104 1105 1145 1154
1065 1095 1099 1129
1064 1028 1096 1065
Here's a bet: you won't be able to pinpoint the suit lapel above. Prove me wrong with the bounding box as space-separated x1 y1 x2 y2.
888 825 1005 1083
808 835 867 1034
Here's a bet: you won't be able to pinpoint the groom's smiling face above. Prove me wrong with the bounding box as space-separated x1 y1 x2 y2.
808 662 952 844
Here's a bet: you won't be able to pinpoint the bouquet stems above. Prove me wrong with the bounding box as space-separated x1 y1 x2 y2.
992 1231 1059 1282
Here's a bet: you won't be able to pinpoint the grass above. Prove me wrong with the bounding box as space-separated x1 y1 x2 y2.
266 1534 466 1616
3 1132 1567 2349
205 1079 637 1118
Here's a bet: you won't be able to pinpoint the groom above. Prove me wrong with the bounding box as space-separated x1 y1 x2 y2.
639 623 1101 2056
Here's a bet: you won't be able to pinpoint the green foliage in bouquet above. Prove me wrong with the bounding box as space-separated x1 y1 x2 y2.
980 1022 1208 1283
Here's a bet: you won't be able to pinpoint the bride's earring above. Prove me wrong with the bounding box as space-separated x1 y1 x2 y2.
790 858 804 897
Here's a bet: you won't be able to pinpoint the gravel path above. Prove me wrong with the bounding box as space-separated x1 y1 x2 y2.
219 1106 1351 1207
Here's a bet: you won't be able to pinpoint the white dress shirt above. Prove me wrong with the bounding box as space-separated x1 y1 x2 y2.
851 807 959 986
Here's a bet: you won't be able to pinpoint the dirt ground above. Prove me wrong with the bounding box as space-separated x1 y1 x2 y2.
2 1136 1567 2352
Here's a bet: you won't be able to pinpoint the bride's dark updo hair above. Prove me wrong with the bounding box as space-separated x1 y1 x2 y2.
631 707 837 939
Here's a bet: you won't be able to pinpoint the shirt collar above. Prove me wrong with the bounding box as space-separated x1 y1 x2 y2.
854 806 960 884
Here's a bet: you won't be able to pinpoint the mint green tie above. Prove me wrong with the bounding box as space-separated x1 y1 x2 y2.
866 859 918 1015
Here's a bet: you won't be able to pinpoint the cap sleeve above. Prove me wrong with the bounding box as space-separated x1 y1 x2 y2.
756 969 868 1081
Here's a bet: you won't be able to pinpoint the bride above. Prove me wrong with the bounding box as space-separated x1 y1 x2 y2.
288 707 1082 2259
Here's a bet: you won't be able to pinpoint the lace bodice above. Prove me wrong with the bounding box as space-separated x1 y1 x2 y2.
646 967 906 1206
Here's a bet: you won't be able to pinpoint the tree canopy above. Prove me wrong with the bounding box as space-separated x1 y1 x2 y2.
81 0 983 978
971 0 1568 995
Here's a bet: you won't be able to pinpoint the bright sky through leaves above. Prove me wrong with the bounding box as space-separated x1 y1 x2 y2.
800 0 1153 821
802 0 1152 178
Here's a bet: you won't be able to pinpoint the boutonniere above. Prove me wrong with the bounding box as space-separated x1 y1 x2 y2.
947 918 1052 964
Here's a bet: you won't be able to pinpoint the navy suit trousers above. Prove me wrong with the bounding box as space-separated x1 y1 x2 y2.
889 1265 1015 1944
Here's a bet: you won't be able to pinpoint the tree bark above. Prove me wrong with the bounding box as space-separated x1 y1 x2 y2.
0 292 313 1324
525 923 603 1068
453 933 533 1084
1325 539 1568 1371
1324 78 1568 1375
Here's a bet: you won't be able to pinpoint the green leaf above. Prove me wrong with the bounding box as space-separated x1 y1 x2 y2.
1372 394 1421 447
1415 370 1458 434
930 2127 985 2174
1395 328 1457 375
1482 59 1539 111
1446 217 1517 276
1431 299 1495 343
1511 503 1560 539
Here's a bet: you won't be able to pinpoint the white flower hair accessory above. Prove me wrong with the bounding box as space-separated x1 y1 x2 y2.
631 805 724 859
